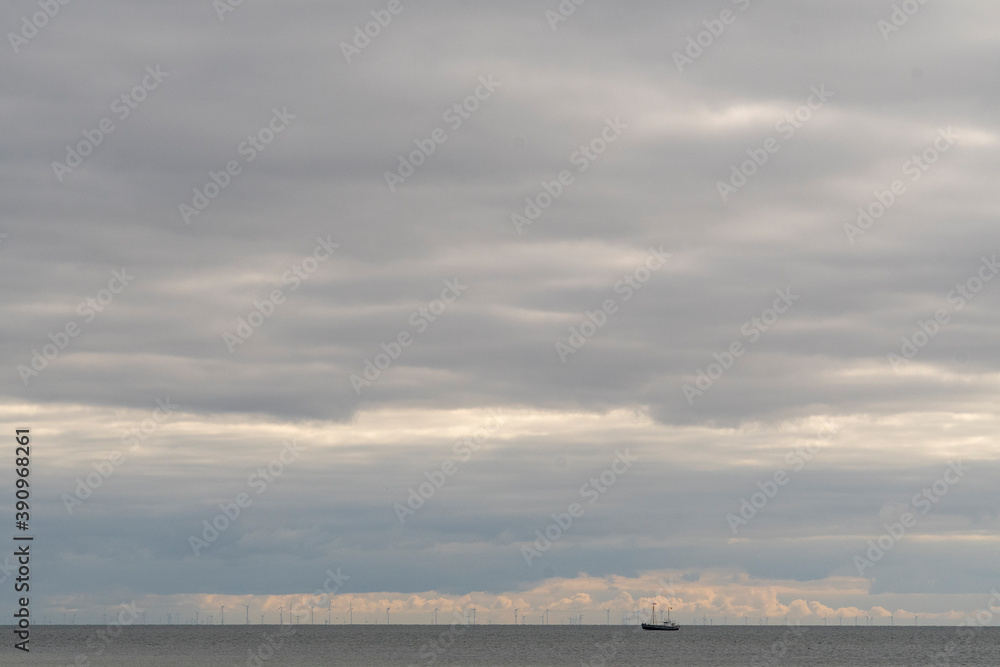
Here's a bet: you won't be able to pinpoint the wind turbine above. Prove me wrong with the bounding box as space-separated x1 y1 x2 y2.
260 613 264 625
545 609 550 625
242 602 251 625
311 605 315 625
472 607 476 625
513 609 517 626
348 602 353 625
604 608 611 625
839 614 843 626
385 607 391 625
434 608 439 625
220 605 225 625
279 607 283 625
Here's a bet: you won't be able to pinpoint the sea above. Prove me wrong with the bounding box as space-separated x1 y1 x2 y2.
1 625 997 666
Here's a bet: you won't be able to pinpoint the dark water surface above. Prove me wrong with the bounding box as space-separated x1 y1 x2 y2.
2 625 997 666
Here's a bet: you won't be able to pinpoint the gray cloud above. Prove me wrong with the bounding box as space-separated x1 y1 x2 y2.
2 0 999 621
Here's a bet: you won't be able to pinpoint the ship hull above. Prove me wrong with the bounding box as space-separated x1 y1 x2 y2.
641 623 680 631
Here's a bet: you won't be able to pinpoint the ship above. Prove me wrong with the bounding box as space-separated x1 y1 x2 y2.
641 602 680 631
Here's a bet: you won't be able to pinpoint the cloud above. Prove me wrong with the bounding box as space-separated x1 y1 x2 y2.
2 0 999 621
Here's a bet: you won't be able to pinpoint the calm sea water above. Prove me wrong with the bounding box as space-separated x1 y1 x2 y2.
2 625 997 666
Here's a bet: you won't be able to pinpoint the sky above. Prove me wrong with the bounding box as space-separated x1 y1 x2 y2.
2 0 999 626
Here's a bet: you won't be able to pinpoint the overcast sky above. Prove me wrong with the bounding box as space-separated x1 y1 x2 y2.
2 0 999 626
